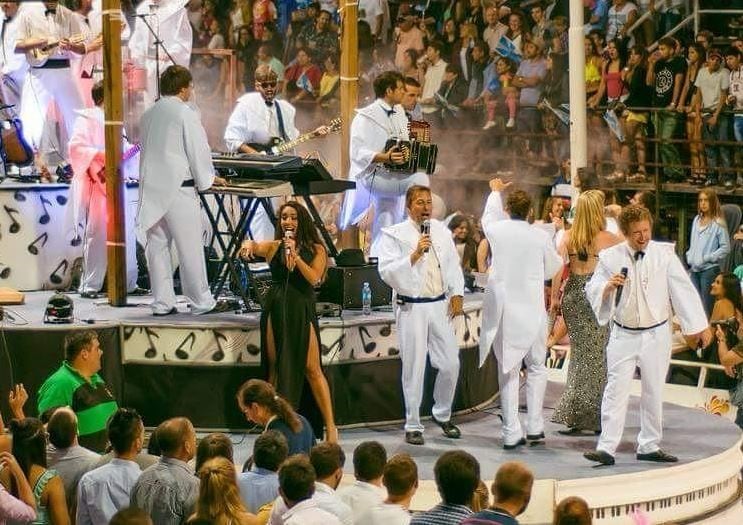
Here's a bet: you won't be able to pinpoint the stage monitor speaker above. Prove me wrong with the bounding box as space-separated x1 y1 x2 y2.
318 265 392 310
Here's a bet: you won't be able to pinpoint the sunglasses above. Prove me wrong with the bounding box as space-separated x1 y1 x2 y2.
259 81 277 89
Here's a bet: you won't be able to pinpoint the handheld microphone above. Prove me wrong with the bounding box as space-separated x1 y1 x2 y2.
421 219 430 253
614 267 629 307
284 230 294 258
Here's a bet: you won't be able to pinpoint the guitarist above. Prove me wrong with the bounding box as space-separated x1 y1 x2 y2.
224 63 330 240
66 81 143 299
14 1 86 156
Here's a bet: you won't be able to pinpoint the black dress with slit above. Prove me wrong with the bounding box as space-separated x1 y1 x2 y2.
260 242 322 419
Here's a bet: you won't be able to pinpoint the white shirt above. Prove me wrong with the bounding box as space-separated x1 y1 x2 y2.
615 248 658 328
356 502 411 525
16 4 85 61
129 0 191 67
421 59 447 113
0 3 37 77
313 482 353 525
358 0 384 35
282 499 342 525
336 481 386 516
223 92 300 152
76 458 142 525
694 65 730 112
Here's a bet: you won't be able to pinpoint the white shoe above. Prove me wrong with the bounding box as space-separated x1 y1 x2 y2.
506 118 516 128
482 120 496 130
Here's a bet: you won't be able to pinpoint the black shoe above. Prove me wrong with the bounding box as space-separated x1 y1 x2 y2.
153 307 178 317
432 416 461 439
526 432 545 441
202 300 235 315
405 431 425 445
584 450 615 466
80 291 99 299
128 287 150 296
503 438 526 450
558 427 584 436
636 450 678 463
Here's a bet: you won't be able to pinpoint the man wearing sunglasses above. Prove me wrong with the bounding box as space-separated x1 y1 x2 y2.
224 64 329 240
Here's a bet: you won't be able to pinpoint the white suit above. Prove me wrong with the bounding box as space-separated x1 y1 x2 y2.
374 218 464 433
223 92 299 240
67 106 139 293
478 191 563 445
128 0 191 107
136 95 216 315
586 240 707 456
339 99 429 244
0 3 38 111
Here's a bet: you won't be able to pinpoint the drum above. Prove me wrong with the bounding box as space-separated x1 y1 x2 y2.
126 66 147 92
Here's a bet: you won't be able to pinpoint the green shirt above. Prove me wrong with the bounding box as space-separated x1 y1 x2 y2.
37 362 118 452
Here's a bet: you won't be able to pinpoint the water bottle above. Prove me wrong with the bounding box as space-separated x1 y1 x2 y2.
361 282 372 315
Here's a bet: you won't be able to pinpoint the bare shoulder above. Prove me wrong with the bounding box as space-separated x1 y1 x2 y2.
596 230 622 250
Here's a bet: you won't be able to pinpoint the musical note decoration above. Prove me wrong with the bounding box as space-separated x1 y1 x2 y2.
50 260 69 285
39 195 51 225
175 332 196 360
56 195 67 205
358 326 377 354
144 328 159 359
321 333 345 358
0 264 10 279
212 332 227 362
3 205 20 234
245 343 260 356
13 191 25 202
28 232 48 255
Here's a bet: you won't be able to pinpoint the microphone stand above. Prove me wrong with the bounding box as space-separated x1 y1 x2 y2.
136 13 176 100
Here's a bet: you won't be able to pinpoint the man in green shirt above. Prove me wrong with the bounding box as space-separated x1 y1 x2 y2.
37 331 118 452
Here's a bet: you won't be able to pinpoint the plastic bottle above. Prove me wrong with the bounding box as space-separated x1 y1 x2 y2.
362 282 372 315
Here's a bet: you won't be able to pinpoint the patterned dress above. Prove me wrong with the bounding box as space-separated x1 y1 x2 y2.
551 272 609 431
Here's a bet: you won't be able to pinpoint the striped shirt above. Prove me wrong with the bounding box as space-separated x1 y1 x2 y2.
409 503 473 525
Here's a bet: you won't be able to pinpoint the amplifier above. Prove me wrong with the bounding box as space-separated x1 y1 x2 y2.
318 265 392 310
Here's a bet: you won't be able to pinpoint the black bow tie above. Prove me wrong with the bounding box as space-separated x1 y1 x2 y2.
634 251 645 261
45 8 56 16
384 107 395 117
264 99 275 107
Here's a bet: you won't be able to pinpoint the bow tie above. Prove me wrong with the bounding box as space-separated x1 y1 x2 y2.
634 251 645 261
45 8 56 16
384 107 395 117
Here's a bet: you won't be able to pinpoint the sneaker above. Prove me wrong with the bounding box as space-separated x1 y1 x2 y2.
405 431 424 445
482 120 496 130
506 117 516 128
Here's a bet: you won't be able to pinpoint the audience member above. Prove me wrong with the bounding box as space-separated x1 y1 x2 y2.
714 323 743 429
462 461 534 525
356 453 418 525
277 455 342 524
309 443 352 523
553 496 592 525
449 214 479 272
195 433 233 473
337 441 387 515
76 408 144 525
110 507 154 525
420 41 448 115
130 417 199 525
45 407 100 515
37 331 118 452
238 431 287 513
0 451 36 524
410 450 479 524
187 457 258 525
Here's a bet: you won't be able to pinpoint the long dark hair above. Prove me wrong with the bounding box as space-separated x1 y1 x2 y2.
237 379 302 433
11 417 47 478
448 215 478 272
720 272 743 315
275 201 323 258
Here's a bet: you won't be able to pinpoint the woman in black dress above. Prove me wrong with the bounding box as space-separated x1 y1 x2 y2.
239 202 337 442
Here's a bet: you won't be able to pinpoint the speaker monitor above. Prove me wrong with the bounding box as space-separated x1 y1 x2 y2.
318 265 392 309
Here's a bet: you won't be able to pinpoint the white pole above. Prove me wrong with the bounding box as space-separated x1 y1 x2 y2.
568 0 587 185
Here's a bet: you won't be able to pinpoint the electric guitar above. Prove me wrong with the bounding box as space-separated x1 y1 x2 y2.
92 143 141 184
27 33 87 68
248 117 341 156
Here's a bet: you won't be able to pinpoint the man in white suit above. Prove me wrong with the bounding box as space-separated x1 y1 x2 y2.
584 205 711 466
479 180 562 449
136 65 227 316
374 185 464 445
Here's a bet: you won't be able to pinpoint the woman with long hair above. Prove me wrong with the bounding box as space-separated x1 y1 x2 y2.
622 45 652 182
239 201 337 443
401 48 423 85
1 418 69 525
687 188 730 316
551 191 621 434
584 36 605 172
187 457 258 525
441 18 460 60
448 214 479 273
236 379 316 456
678 43 707 184
195 433 234 473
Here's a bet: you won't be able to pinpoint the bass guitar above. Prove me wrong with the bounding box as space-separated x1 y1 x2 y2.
248 117 341 156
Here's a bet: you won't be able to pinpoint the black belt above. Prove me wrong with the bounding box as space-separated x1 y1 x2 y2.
181 180 195 187
613 319 668 332
397 293 446 305
34 59 70 69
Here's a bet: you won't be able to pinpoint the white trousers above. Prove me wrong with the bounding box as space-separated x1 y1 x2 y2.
79 187 139 294
19 67 84 151
597 323 671 456
395 299 460 432
1 70 26 113
361 171 429 243
144 188 216 314
497 333 549 445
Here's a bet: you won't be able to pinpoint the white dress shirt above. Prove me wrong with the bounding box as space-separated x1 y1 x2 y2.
313 482 353 525
336 481 386 516
15 3 84 61
282 498 342 525
223 92 300 152
356 502 411 525
76 458 141 525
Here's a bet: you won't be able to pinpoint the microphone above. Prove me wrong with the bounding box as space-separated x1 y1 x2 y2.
284 229 294 258
421 219 430 253
614 267 629 307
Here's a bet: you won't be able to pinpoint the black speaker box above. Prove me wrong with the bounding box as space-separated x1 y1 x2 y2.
318 265 392 309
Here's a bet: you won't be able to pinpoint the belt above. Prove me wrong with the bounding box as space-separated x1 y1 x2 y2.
181 179 195 187
34 59 70 69
613 319 668 332
396 293 446 304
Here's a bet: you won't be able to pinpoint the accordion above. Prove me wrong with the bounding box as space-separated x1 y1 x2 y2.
383 120 438 175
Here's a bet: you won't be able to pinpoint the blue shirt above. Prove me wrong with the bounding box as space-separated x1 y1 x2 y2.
237 467 279 514
462 508 519 524
409 503 473 525
686 216 730 272
76 458 141 525
266 415 316 456
130 457 199 525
